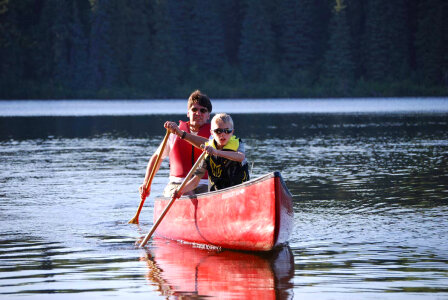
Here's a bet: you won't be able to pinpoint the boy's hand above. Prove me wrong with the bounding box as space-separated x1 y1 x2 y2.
173 190 182 199
204 145 217 156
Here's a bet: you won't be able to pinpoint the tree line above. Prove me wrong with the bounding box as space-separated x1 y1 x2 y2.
0 0 447 99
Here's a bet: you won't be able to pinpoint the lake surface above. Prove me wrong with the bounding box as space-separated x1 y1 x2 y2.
0 98 447 299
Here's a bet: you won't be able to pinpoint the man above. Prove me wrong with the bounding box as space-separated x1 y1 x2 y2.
139 90 212 199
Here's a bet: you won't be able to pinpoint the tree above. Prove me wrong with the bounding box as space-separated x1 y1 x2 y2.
221 0 244 66
189 0 226 77
238 0 275 80
0 0 23 92
128 0 152 91
52 0 71 88
149 0 180 95
363 0 409 81
415 0 446 85
277 0 319 73
323 0 355 94
89 0 118 91
69 0 90 91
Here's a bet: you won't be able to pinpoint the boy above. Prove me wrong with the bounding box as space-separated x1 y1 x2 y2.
165 113 249 194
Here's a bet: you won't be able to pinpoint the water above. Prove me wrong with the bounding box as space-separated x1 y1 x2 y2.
0 98 447 299
1 97 448 116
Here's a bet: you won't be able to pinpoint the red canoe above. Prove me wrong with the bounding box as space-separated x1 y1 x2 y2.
152 172 294 251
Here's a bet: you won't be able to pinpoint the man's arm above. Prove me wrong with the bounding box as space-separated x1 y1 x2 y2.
138 140 169 200
139 153 162 200
164 121 208 149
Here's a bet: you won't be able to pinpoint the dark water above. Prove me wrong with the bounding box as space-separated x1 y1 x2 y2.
1 99 448 299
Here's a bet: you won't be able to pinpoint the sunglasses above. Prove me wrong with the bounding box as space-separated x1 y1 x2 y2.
191 107 208 113
213 128 233 134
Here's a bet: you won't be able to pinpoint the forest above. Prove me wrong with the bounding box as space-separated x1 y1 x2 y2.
0 0 447 99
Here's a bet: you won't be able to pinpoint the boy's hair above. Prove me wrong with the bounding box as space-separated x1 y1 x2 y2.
188 90 212 113
212 113 234 129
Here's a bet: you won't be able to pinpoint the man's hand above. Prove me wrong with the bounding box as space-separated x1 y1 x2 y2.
164 121 181 135
139 183 150 200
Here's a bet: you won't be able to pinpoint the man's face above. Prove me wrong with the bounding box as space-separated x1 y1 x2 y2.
187 102 210 128
211 120 233 148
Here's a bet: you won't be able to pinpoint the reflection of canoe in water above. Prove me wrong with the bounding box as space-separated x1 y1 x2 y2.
153 172 294 251
142 238 294 299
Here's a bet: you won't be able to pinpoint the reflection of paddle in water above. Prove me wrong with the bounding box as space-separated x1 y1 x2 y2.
141 252 178 298
141 238 294 299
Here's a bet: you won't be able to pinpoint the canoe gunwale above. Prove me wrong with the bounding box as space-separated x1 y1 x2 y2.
156 171 287 201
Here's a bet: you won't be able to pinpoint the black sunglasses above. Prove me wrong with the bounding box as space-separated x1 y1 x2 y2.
213 128 233 134
191 107 208 113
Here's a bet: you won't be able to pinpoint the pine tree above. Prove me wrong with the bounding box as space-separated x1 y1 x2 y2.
238 0 275 80
386 0 409 79
89 0 118 91
0 0 23 92
323 0 354 93
444 1 448 87
346 0 366 78
167 0 193 75
189 0 226 75
221 0 244 66
33 0 55 83
363 0 389 80
0 0 43 97
52 0 71 88
128 0 152 91
364 0 409 81
69 0 90 92
415 0 446 85
149 0 180 95
277 0 318 73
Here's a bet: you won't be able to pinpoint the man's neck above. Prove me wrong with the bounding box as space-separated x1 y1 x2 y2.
189 123 200 133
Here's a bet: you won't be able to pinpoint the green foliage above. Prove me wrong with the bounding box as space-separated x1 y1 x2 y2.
238 0 276 81
0 0 446 99
323 3 355 92
364 0 409 81
415 0 447 85
277 0 322 73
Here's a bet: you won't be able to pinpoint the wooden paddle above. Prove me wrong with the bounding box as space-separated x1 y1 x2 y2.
129 130 171 224
139 149 207 247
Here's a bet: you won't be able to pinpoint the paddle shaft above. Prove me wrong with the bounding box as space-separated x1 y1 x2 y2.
129 130 170 224
139 150 207 247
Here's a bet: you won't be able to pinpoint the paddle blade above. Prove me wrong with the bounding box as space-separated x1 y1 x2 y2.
129 199 145 224
128 215 139 224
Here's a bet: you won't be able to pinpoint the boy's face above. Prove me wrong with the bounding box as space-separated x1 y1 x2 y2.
211 120 233 148
187 102 210 128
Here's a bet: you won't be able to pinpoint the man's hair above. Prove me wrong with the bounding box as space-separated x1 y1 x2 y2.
212 113 234 129
188 90 212 113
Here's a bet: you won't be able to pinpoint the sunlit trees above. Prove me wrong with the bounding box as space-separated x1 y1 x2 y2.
364 0 409 81
323 0 355 95
0 0 446 98
415 0 447 85
89 0 118 91
238 0 275 81
278 0 318 72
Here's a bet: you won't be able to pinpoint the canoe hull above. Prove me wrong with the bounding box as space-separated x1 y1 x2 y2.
153 172 293 251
